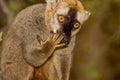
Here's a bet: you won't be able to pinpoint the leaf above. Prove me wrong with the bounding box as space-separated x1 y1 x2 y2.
90 70 101 80
1 32 7 40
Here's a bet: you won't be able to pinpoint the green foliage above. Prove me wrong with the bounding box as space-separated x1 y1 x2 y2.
27 0 41 3
1 32 7 40
91 70 101 80
29 0 36 3
6 1 25 16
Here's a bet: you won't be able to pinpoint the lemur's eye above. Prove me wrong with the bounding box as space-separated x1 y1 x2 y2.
74 22 80 29
58 16 65 22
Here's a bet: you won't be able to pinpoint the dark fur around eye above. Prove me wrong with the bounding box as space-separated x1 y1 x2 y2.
57 8 81 30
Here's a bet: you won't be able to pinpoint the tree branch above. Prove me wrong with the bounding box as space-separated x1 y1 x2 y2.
0 0 13 23
0 32 3 42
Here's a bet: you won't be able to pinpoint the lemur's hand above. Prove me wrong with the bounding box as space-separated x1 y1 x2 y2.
37 31 65 54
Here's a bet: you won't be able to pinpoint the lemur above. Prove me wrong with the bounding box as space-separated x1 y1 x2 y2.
1 0 90 80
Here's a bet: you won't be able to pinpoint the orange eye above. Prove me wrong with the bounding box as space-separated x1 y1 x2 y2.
74 22 80 29
58 16 65 22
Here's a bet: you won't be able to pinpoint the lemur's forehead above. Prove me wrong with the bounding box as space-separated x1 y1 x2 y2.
56 1 84 13
56 8 84 23
56 7 69 15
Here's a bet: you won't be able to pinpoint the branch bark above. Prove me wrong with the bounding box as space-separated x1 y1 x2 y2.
0 0 13 23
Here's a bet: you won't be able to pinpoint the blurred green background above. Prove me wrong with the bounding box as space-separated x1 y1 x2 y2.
0 0 120 80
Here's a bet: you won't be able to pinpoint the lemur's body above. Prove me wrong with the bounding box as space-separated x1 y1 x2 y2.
1 0 90 80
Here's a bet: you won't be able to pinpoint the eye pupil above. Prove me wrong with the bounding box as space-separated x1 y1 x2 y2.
58 16 64 22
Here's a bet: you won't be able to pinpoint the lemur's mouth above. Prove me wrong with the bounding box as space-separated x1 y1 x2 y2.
60 34 70 45
51 30 70 46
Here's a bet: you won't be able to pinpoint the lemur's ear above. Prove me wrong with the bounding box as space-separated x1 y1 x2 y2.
84 10 91 21
78 10 90 24
46 0 60 10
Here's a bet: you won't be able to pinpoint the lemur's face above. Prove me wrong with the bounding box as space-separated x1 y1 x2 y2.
46 0 90 44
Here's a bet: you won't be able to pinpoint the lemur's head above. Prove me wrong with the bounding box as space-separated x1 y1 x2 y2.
45 0 90 44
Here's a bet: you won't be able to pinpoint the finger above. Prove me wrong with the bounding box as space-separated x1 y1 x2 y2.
55 34 64 44
36 35 44 43
55 43 66 48
46 31 54 41
52 33 60 42
36 47 42 50
40 41 45 45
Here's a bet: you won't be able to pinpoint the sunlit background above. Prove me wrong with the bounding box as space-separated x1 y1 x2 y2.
0 0 120 80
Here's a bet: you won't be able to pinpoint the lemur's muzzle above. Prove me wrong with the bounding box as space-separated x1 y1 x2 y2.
60 34 70 45
56 28 71 45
